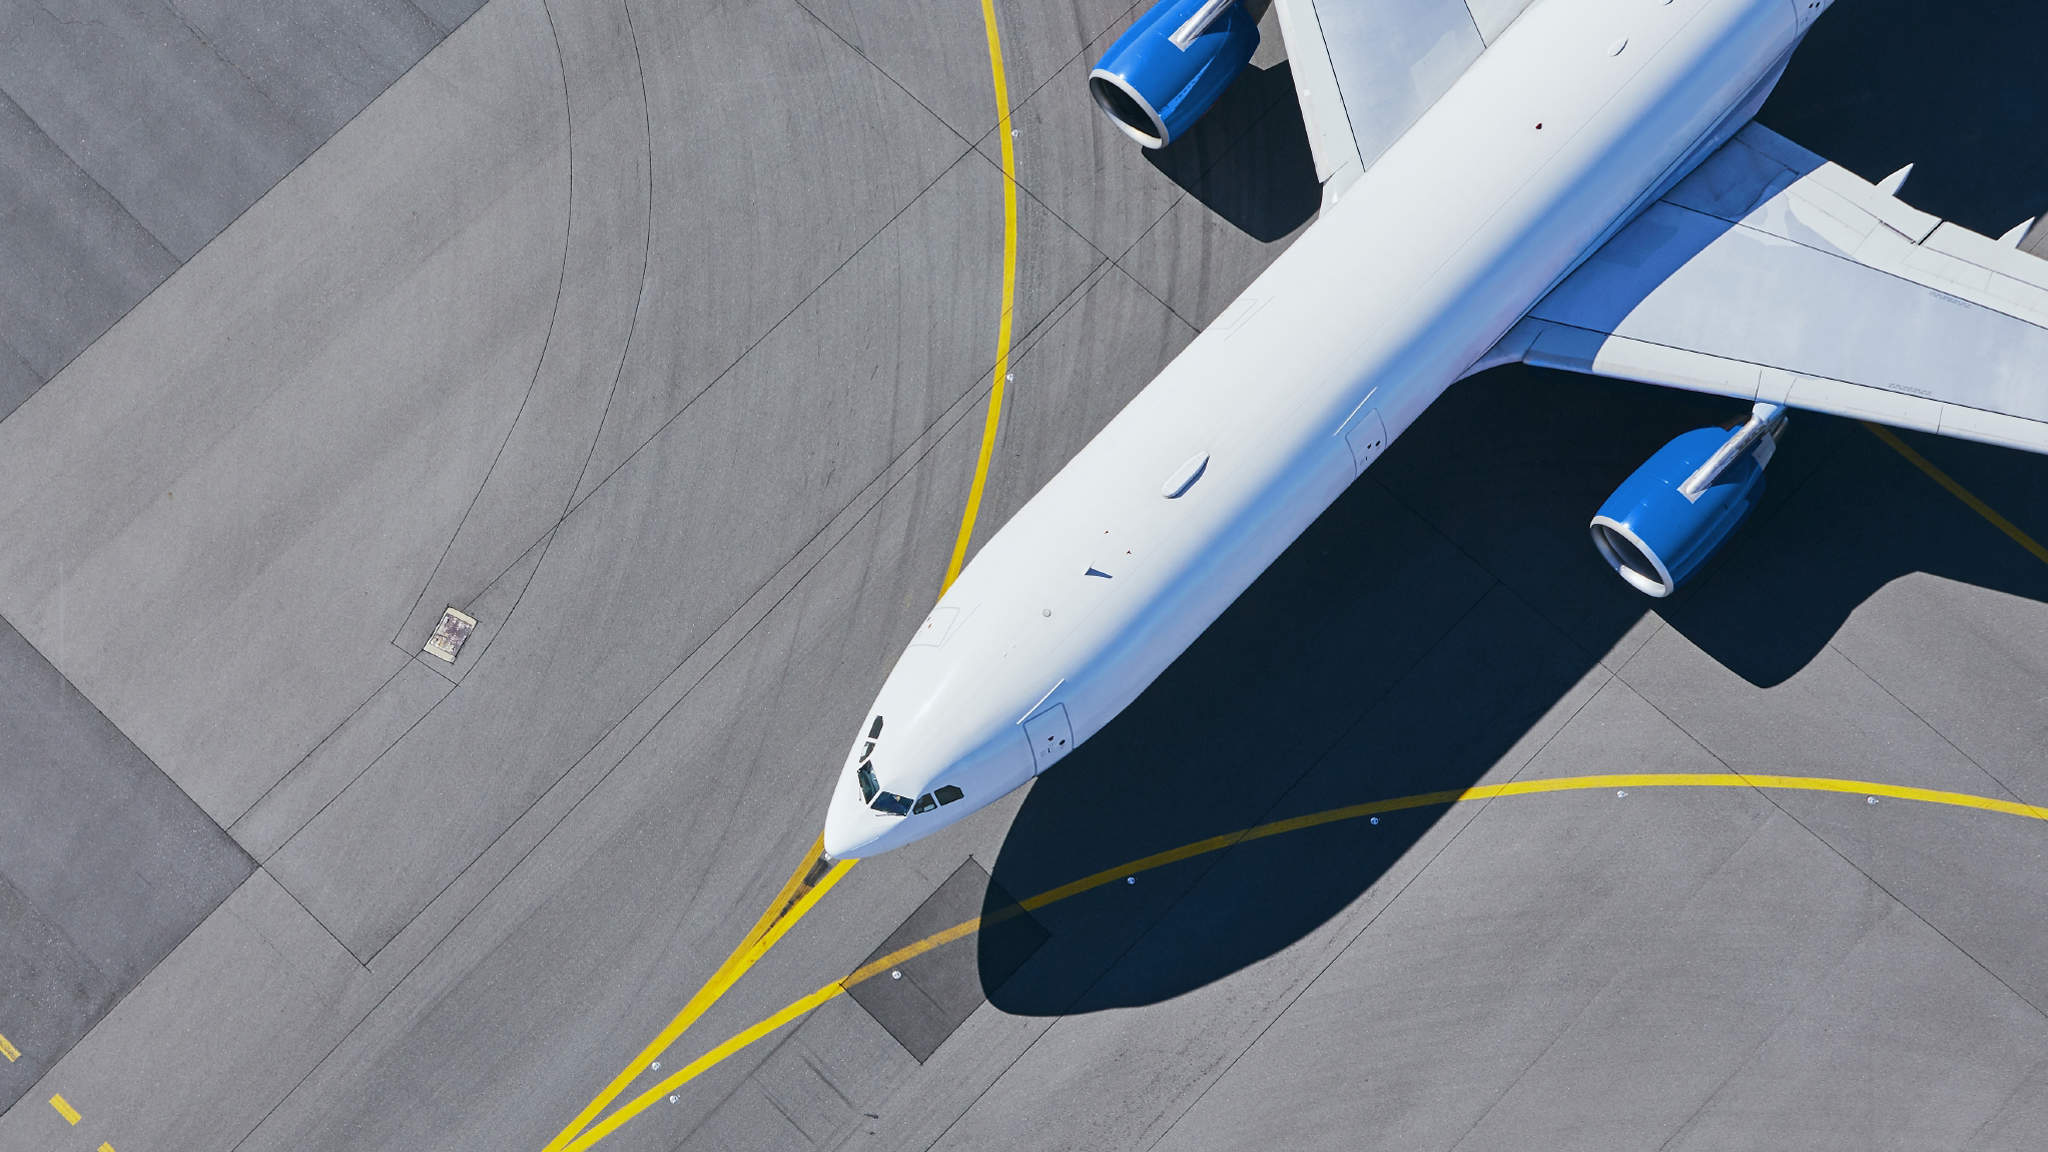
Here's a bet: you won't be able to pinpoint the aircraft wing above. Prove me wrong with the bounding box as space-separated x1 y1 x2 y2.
1492 122 2048 455
1270 0 1541 201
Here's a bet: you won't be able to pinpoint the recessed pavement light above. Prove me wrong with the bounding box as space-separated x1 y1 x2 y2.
1616 790 1628 798
1370 816 1379 825
1868 796 1879 805
891 970 902 979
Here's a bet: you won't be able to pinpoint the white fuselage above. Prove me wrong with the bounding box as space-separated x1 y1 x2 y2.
824 0 1820 859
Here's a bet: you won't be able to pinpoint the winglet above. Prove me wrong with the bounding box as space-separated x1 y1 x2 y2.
1876 163 1915 198
1999 217 2037 247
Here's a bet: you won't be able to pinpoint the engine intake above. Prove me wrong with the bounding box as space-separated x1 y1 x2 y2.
1089 0 1258 149
1591 406 1786 597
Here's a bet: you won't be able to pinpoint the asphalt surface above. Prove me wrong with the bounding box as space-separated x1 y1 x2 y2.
2 1 2047 1150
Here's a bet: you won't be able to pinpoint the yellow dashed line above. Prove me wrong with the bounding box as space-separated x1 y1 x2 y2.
562 771 2046 1148
0 1031 18 1062
101 1143 118 1152
940 0 1021 594
1864 422 2048 567
50 1093 81 1125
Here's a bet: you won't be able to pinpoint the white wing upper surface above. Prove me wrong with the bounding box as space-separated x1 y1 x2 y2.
1497 122 2048 454
1270 0 1541 199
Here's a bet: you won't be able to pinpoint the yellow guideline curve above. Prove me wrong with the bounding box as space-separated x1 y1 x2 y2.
1862 422 2048 567
560 772 2048 1150
554 13 1019 1147
940 0 1021 593
539 846 854 1152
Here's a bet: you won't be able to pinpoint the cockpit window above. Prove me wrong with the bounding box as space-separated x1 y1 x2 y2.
912 793 937 814
860 740 875 760
871 790 913 816
857 763 879 804
934 784 964 806
868 716 884 739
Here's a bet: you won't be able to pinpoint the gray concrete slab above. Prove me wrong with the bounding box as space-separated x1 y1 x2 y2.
266 145 1101 963
1143 797 1891 1152
411 525 555 685
225 659 453 864
0 0 570 827
0 614 251 1111
0 87 177 395
168 0 453 141
10 2 2048 1151
0 873 117 1115
0 0 450 261
0 869 371 1152
0 342 38 427
566 0 972 509
1969 1062 2048 1152
387 0 651 650
0 0 486 423
798 0 1130 143
1662 904 2048 1152
227 367 1010 1152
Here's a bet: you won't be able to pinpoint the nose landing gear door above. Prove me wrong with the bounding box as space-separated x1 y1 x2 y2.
1022 704 1073 775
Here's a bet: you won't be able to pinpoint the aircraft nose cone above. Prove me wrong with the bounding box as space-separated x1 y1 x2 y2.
821 775 876 862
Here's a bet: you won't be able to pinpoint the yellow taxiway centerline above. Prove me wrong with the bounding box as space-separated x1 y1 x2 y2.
941 0 1021 593
561 771 2047 1150
554 15 2048 1152
551 13 1024 1146
540 844 854 1152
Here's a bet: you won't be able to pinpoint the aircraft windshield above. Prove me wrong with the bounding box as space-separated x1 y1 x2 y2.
858 763 879 804
871 790 913 816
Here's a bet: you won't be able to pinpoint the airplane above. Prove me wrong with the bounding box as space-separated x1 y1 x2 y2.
821 0 2048 861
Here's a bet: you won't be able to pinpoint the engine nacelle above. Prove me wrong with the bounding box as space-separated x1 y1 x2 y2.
1089 0 1258 149
1591 413 1783 597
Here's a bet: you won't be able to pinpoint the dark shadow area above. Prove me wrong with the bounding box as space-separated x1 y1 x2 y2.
1756 0 2048 239
1147 62 1320 242
976 1 2048 1017
847 859 1046 1061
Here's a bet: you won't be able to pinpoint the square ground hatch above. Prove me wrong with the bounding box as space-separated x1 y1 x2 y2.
845 857 1048 1062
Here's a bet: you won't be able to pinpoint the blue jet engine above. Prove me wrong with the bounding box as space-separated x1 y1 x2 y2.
1590 404 1788 597
1089 0 1259 149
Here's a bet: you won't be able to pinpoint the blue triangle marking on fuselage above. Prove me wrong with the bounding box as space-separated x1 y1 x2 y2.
1084 567 1112 579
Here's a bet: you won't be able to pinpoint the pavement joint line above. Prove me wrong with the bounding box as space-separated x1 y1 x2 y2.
553 8 1020 1147
559 772 2048 1151
392 0 577 653
0 0 500 403
541 849 855 1152
1863 421 2048 566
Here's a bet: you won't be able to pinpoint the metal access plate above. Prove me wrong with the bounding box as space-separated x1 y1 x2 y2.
845 858 1048 1062
422 607 477 663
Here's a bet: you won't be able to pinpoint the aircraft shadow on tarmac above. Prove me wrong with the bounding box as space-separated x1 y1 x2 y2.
1146 60 1320 243
976 1 2048 1016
